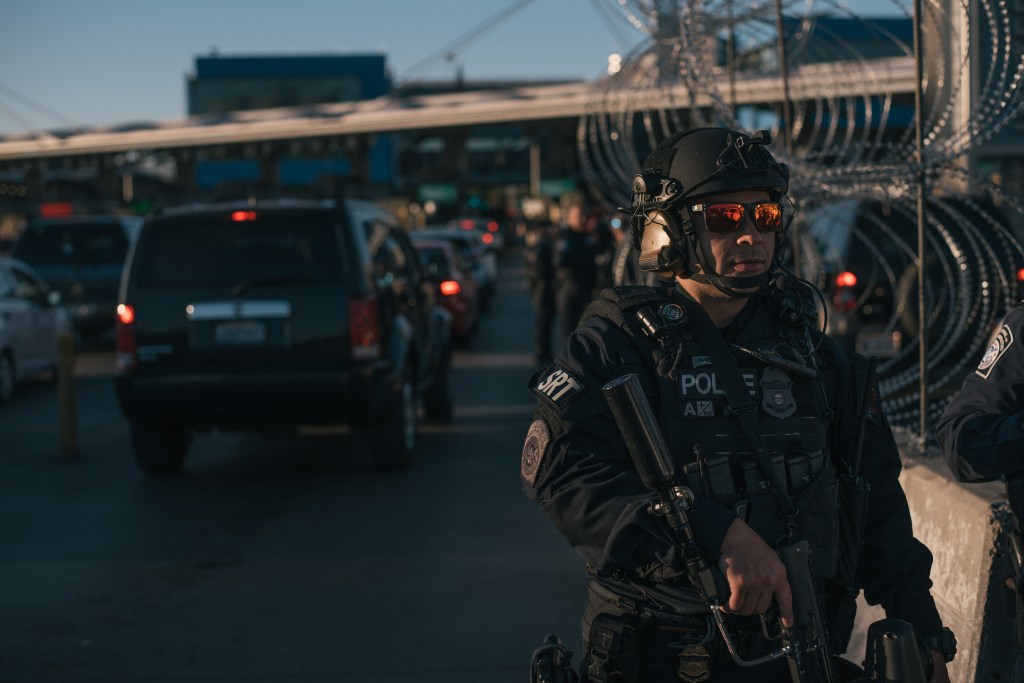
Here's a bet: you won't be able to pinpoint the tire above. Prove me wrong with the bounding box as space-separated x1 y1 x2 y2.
369 374 417 470
0 353 13 404
423 354 454 422
131 419 188 476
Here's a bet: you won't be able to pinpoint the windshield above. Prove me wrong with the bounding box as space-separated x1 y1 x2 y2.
133 211 347 290
15 220 128 266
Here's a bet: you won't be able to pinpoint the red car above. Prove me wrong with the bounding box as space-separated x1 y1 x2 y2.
413 239 481 346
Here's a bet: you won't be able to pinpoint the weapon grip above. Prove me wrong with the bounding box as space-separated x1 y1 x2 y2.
602 373 675 492
779 541 836 683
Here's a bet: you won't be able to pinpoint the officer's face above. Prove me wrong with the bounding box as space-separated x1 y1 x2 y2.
690 188 776 294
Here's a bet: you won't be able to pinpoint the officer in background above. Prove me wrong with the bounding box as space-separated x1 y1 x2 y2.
525 219 557 365
553 194 599 346
521 128 953 681
936 303 1024 644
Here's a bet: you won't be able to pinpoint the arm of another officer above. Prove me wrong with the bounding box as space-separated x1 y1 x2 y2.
936 304 1024 482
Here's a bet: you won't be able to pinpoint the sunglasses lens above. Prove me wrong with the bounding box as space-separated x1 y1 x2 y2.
705 204 745 232
754 203 783 232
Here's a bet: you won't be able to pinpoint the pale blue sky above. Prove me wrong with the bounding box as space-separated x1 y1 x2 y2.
0 0 907 136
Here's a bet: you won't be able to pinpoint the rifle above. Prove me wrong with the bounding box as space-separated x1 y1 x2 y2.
602 373 828 679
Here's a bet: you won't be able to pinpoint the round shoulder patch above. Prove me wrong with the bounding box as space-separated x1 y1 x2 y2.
976 323 1014 379
521 419 550 486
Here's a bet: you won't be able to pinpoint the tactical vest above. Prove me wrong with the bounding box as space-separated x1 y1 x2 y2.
583 284 840 581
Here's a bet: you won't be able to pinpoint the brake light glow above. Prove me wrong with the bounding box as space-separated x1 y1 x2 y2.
439 280 462 296
486 221 499 232
459 219 475 230
1017 267 1024 282
835 271 858 288
115 304 136 372
231 210 257 222
482 233 494 245
117 303 135 325
349 296 382 361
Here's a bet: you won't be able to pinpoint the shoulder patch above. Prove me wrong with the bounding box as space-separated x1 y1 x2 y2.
521 419 550 486
534 366 585 407
977 323 1013 378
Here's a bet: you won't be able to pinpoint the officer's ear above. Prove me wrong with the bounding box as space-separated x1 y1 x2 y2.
638 209 689 277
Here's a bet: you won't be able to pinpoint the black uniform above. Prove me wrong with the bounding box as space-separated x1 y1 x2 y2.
553 226 599 345
522 283 944 682
525 223 557 363
937 302 1024 484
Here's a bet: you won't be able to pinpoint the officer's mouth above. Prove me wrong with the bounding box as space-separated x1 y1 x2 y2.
731 259 766 273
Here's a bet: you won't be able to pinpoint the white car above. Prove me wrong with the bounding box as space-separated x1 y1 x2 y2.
0 256 69 403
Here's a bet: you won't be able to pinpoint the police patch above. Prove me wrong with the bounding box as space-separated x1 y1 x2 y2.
534 367 585 407
977 323 1013 378
521 419 550 486
760 366 796 418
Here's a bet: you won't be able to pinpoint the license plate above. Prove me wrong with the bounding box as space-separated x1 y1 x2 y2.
214 320 267 346
856 330 902 358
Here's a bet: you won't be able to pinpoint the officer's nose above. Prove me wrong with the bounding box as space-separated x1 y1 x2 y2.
736 213 762 245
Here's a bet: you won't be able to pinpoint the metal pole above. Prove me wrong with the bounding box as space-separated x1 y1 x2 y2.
913 0 929 442
773 0 800 275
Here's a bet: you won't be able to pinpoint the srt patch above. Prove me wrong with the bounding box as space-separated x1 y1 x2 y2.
977 323 1013 378
521 419 550 486
535 367 585 407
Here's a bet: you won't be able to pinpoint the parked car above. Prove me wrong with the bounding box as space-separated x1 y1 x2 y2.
12 214 142 342
413 239 481 346
412 227 497 311
0 256 70 403
114 198 453 475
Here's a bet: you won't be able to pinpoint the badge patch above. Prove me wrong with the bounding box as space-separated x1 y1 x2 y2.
683 400 715 417
977 323 1013 378
760 366 796 418
534 367 584 406
521 419 550 486
677 644 711 682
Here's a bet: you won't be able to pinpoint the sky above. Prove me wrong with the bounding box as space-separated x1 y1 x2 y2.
0 0 907 137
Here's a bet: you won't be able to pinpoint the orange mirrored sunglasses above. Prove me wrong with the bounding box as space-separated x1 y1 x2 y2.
690 201 784 233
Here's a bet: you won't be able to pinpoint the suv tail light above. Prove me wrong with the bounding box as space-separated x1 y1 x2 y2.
115 303 137 371
349 296 382 361
439 280 462 296
833 271 859 312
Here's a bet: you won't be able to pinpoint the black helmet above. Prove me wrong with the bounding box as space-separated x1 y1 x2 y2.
629 127 790 294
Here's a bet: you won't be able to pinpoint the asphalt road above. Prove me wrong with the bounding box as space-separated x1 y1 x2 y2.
0 249 586 683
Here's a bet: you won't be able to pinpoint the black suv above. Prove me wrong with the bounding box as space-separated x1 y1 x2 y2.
13 214 142 341
114 198 453 475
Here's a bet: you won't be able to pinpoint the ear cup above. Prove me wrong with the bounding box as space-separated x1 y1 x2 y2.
638 209 689 277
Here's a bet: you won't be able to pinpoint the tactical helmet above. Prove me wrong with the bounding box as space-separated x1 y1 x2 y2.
629 127 790 294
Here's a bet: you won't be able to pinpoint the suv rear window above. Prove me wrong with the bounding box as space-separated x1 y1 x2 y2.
133 212 348 290
15 220 128 265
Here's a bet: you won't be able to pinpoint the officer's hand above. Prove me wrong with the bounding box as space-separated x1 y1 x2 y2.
717 518 794 628
927 651 950 683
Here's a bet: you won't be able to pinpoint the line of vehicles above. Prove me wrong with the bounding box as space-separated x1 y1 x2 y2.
0 199 506 475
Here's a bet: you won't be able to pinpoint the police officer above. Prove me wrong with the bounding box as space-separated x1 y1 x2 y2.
936 303 1024 646
554 194 600 346
522 128 953 682
525 219 558 364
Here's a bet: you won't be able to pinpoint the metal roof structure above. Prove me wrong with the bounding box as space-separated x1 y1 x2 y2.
0 56 916 161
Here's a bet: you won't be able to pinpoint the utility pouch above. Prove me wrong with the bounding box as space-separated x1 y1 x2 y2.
793 466 840 580
584 613 640 683
836 474 871 588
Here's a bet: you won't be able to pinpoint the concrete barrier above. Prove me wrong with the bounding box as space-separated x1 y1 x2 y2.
844 431 1023 682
